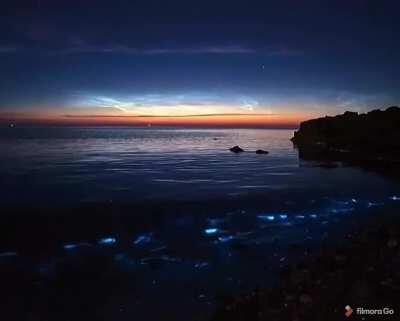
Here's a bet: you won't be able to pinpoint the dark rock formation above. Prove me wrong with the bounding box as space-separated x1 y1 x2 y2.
229 146 244 153
291 107 400 174
255 149 269 155
292 106 400 155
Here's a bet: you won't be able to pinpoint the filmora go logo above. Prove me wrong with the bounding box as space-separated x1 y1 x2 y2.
345 305 354 317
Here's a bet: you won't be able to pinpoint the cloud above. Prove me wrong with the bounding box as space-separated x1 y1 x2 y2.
0 37 302 57
51 42 303 56
62 112 277 118
0 18 304 57
43 43 250 55
333 91 392 113
239 98 259 111
68 93 270 117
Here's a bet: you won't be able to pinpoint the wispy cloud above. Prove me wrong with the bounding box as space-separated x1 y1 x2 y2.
0 39 302 57
239 98 259 111
334 91 392 113
55 43 303 56
62 112 277 118
71 93 269 116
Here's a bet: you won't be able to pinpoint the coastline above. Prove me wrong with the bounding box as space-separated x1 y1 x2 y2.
212 209 400 321
213 108 400 320
291 107 400 178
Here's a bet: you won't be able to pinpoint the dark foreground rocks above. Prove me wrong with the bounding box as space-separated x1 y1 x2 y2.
255 149 269 155
229 146 244 153
212 215 400 321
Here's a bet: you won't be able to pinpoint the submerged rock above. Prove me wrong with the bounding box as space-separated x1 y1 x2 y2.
229 146 244 153
255 149 269 155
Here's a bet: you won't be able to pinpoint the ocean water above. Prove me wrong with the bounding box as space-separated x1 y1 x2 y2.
0 126 398 205
1 126 400 321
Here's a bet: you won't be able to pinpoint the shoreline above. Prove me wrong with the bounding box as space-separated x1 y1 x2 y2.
212 108 400 320
212 209 400 321
1 196 399 321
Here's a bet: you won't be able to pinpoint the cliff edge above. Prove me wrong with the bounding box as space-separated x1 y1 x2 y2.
292 106 400 156
291 107 400 176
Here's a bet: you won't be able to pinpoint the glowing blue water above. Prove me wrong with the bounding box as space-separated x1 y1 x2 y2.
1 126 400 321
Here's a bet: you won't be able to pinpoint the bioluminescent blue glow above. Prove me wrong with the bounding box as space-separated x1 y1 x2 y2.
63 242 91 250
218 235 234 243
390 196 400 201
204 228 218 235
134 234 153 245
63 244 79 250
98 237 117 245
309 214 318 218
257 215 275 221
279 214 288 219
295 215 305 219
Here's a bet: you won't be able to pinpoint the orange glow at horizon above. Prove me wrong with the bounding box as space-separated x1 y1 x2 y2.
0 112 313 128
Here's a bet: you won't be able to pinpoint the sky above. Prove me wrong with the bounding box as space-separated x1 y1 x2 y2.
0 0 399 127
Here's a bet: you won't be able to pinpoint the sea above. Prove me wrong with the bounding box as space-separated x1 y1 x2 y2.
0 126 399 320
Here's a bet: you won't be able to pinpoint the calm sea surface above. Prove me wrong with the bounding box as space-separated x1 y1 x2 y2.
1 126 400 320
0 126 398 205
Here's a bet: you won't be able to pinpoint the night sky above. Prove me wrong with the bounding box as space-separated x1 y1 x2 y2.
1 0 399 126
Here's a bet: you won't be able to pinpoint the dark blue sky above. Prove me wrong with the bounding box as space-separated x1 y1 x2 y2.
1 0 399 121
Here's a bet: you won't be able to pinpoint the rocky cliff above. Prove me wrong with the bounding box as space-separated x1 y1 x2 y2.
291 106 400 175
292 106 400 156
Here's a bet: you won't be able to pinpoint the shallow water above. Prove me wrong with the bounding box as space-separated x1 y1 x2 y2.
1 126 400 320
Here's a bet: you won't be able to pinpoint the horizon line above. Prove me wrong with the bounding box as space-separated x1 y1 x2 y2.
0 123 298 129
62 113 279 118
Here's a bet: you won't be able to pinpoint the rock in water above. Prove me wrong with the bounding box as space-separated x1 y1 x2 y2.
255 149 269 154
229 146 244 153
